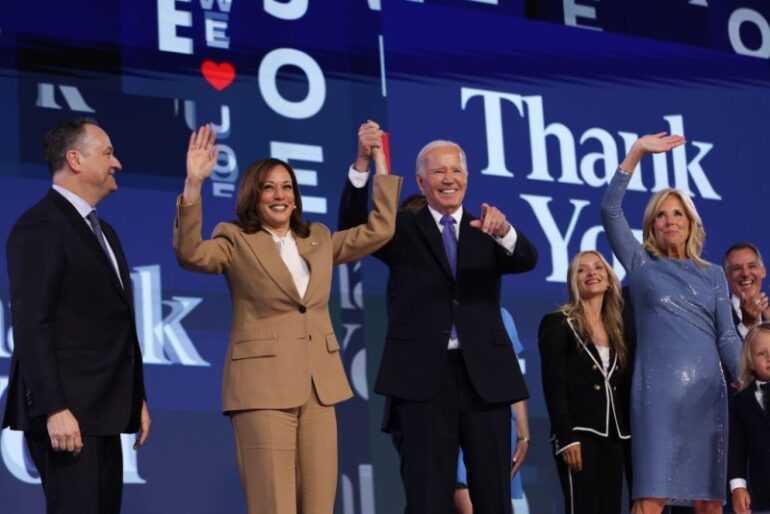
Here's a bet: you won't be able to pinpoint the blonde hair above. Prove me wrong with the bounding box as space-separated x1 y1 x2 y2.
561 251 628 370
641 188 707 266
739 322 770 385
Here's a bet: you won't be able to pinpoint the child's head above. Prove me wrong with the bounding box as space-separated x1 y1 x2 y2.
740 322 770 384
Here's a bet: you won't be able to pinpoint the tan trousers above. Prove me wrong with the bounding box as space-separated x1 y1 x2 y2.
231 386 338 514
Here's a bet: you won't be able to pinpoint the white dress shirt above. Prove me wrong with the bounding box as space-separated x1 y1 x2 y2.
729 379 768 492
264 227 310 299
52 184 123 287
348 167 518 349
732 295 753 339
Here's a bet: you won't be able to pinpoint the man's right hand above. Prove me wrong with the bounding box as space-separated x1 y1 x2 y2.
47 409 83 456
354 120 382 173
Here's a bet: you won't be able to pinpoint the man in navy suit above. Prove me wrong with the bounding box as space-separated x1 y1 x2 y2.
3 118 150 513
338 121 537 514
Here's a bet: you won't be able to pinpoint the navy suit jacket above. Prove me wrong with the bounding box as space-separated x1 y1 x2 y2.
338 180 536 404
728 382 770 511
3 189 145 435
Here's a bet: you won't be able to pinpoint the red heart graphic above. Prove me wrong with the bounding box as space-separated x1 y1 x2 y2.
201 60 236 91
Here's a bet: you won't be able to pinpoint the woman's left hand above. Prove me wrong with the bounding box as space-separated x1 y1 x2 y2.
371 141 389 176
510 438 529 478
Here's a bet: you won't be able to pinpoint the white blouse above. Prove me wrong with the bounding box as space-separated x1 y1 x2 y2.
265 228 310 298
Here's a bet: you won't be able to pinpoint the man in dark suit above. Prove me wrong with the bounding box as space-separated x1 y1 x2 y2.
3 118 149 513
338 122 537 514
723 242 770 338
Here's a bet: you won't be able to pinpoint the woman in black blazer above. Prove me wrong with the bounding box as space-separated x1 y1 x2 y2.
539 250 631 514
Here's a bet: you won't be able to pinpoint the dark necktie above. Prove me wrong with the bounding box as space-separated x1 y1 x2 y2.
761 382 769 415
440 215 458 339
86 210 119 280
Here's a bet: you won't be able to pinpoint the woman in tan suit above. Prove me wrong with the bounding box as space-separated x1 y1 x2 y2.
173 125 401 514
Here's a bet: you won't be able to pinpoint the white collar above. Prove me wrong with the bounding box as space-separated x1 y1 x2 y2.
52 184 95 219
731 294 741 314
427 205 462 227
263 226 294 243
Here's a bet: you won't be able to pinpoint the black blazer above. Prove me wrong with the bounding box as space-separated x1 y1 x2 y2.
338 180 536 403
728 382 770 511
3 189 145 435
538 311 630 454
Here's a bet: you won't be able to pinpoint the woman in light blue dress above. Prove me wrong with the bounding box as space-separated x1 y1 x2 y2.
600 133 741 514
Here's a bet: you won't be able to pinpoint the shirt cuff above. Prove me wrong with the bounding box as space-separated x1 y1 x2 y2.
729 478 748 492
554 441 580 456
348 166 370 188
494 225 518 254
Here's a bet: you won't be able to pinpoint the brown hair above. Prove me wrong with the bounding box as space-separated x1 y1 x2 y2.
561 251 628 370
234 158 311 237
398 194 427 213
43 117 99 175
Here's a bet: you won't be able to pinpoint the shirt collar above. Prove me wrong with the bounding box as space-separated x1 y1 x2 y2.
731 294 742 316
758 380 768 390
52 184 95 219
263 226 295 244
427 205 463 228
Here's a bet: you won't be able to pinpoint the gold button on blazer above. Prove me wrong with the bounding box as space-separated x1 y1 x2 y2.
173 174 402 412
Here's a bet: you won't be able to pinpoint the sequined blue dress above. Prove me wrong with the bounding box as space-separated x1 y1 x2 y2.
601 171 741 504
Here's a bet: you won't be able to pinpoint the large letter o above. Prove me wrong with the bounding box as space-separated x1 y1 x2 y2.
259 48 326 119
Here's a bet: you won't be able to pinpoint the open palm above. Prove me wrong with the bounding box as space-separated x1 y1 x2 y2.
186 124 219 182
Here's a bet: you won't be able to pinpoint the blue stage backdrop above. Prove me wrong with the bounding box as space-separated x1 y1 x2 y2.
2 1 770 513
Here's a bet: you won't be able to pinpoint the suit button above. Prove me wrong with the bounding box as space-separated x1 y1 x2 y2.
452 299 459 306
298 305 307 314
591 364 598 371
613 386 617 391
593 384 601 391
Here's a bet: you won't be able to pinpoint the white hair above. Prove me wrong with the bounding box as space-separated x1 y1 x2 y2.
415 140 467 176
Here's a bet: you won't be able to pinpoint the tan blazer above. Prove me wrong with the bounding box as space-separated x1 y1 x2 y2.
173 175 401 412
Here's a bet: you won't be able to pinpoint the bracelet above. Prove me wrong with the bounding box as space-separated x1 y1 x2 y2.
616 165 632 176
517 436 530 443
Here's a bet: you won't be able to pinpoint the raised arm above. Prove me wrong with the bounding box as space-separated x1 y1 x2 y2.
338 121 381 230
173 125 236 274
601 133 685 273
332 145 401 264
